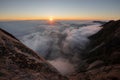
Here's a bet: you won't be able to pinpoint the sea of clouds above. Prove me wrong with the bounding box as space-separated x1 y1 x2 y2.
0 20 103 75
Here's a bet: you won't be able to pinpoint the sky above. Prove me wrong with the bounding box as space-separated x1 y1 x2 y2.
0 0 120 21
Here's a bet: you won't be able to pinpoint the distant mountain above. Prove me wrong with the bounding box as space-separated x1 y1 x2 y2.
69 20 120 80
0 28 68 80
93 20 107 24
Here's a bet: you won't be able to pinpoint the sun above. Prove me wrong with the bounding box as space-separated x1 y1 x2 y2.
49 16 54 21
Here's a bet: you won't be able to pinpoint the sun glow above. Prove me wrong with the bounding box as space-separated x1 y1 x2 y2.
49 16 54 21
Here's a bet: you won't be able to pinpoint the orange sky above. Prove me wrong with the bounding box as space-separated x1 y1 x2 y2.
0 0 120 21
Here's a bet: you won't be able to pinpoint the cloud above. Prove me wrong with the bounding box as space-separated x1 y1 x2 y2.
20 21 102 75
48 58 75 75
77 24 102 37
61 24 102 56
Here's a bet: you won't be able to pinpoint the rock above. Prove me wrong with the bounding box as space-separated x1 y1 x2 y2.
69 20 120 80
87 60 104 70
87 20 120 65
0 28 68 80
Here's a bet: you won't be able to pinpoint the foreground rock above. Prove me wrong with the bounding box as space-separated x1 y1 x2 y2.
0 28 68 80
69 20 120 80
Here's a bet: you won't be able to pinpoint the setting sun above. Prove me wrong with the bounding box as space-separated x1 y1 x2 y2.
49 16 54 21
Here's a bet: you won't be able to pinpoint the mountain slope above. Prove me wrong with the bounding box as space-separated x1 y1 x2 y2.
69 20 120 80
0 28 68 80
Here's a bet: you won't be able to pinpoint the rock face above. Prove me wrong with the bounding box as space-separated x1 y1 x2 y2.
88 20 120 65
69 20 120 80
0 28 68 80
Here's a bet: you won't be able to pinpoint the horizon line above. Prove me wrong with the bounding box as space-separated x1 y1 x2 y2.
0 18 117 21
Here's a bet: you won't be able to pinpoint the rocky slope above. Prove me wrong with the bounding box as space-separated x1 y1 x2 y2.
69 20 120 80
0 28 68 80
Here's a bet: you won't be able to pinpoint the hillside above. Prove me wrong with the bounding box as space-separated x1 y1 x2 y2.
0 28 68 80
69 20 120 80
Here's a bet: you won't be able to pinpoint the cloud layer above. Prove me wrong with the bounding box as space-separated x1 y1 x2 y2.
20 21 102 75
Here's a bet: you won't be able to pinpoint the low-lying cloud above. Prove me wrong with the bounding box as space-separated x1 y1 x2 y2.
20 22 102 75
48 58 75 75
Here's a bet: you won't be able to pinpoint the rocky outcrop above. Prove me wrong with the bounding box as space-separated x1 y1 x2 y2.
69 20 120 80
88 20 120 65
0 28 68 80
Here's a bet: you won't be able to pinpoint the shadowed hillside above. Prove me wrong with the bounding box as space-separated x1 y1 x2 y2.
69 20 120 80
0 28 68 80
